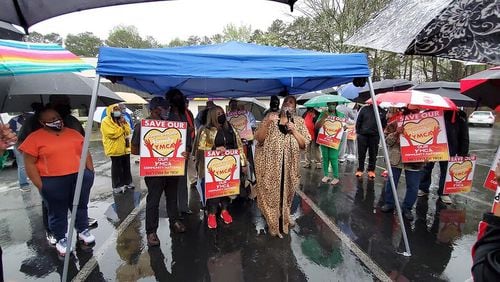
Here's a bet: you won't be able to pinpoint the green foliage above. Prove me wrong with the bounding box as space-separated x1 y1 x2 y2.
105 25 151 48
65 32 102 57
25 31 63 44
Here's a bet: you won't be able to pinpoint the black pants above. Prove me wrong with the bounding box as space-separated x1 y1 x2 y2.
357 134 379 172
110 154 132 188
177 163 189 213
207 197 230 215
419 161 448 196
145 176 180 235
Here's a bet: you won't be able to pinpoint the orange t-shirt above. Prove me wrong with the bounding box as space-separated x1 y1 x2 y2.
18 128 84 177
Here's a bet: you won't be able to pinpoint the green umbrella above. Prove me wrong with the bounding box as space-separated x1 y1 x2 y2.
303 94 351 107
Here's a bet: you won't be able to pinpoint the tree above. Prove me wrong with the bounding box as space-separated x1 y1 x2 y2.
65 32 102 57
168 38 187 47
25 31 63 44
221 23 252 42
105 25 149 48
186 35 201 46
143 36 162 48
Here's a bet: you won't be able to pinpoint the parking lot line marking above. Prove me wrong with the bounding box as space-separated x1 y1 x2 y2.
296 190 392 282
72 195 147 282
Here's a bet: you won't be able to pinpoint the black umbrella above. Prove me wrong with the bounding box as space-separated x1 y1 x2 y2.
0 0 297 33
411 81 476 107
346 0 500 64
0 20 24 40
0 73 123 112
340 79 414 103
460 67 500 109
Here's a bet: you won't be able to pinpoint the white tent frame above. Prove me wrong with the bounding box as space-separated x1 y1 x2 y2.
63 74 412 280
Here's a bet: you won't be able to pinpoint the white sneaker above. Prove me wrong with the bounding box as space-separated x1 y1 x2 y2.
417 190 429 197
78 229 96 245
78 229 95 245
56 238 71 256
113 186 125 194
440 195 452 204
46 232 57 245
321 176 331 183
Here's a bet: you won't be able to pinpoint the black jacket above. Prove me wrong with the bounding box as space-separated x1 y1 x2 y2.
472 212 500 281
355 105 387 136
444 110 469 157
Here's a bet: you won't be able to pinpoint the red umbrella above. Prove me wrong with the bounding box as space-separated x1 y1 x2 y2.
460 66 500 109
366 90 458 111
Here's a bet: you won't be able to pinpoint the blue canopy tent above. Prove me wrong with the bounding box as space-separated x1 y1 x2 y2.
81 41 411 257
96 41 370 97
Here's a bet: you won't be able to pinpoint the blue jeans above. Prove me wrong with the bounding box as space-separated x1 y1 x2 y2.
384 167 420 211
419 161 448 196
40 169 94 240
13 148 29 186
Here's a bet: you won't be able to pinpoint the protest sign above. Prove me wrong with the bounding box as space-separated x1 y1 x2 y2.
316 116 346 149
399 110 449 163
204 149 241 199
484 146 500 191
443 155 477 194
140 119 187 176
227 110 254 140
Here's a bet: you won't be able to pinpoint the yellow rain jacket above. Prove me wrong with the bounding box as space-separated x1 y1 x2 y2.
101 104 132 157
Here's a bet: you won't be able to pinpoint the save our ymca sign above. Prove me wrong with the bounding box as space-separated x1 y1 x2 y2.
399 110 449 163
443 155 477 194
204 149 241 199
316 115 346 150
139 119 187 176
227 110 254 140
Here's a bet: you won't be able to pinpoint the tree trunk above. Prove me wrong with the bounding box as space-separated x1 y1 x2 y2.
409 55 413 81
431 57 438 81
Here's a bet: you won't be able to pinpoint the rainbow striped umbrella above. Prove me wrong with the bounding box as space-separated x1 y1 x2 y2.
0 39 93 76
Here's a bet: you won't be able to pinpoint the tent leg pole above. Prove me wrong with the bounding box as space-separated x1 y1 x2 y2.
62 75 101 281
367 77 411 256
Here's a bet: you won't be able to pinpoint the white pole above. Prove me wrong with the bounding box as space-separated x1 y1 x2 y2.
367 77 411 256
62 75 102 281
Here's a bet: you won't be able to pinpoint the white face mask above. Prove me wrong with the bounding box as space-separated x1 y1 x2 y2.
112 111 122 118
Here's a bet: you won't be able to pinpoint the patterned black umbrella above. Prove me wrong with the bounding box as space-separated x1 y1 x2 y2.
0 21 24 40
0 0 297 33
346 0 500 64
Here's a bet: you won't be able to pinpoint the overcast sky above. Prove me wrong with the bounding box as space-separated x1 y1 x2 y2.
30 0 296 44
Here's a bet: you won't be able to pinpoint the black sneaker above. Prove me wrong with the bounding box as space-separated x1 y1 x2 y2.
402 209 414 221
380 204 395 213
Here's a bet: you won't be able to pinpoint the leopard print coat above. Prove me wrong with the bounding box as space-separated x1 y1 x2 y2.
255 115 310 236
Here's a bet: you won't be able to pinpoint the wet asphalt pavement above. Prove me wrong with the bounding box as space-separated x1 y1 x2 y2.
0 126 498 281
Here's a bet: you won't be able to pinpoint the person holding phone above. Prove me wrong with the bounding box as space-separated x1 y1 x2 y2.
254 96 310 238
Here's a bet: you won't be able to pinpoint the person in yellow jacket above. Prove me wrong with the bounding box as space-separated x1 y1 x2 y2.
101 104 133 194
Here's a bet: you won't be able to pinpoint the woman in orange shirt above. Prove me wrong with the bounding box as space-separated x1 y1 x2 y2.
19 107 95 257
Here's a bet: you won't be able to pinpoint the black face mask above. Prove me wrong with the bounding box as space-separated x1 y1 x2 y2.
217 114 226 125
270 101 279 110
